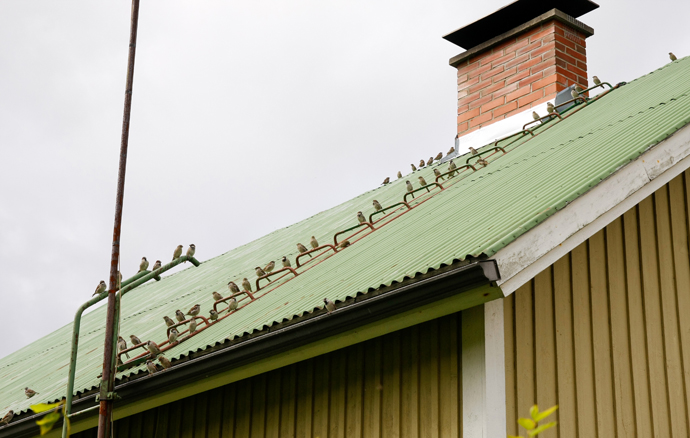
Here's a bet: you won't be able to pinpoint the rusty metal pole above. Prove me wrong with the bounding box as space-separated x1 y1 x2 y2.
97 1 140 437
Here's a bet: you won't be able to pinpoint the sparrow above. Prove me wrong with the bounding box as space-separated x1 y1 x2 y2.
448 160 457 171
255 266 267 277
406 180 414 193
324 298 336 314
297 243 311 257
575 85 583 93
158 356 172 369
185 244 196 260
93 280 106 296
418 176 427 186
186 304 201 316
146 340 161 356
338 240 351 249
152 260 162 271
357 211 366 224
227 297 238 312
228 281 240 294
130 335 142 346
592 76 601 86
146 359 157 375
164 316 176 327
546 102 556 114
25 387 38 398
532 111 540 121
419 159 425 168
117 336 130 359
242 278 252 292
0 411 14 425
447 146 455 155
172 245 183 261
433 168 444 180
138 257 149 272
426 157 434 166
397 171 402 178
189 318 198 333
175 310 186 323
435 152 443 160
168 328 179 344
310 236 319 249
212 291 223 301
264 260 275 273
382 177 390 185
372 200 383 212
571 88 579 99
209 309 219 321
281 256 291 268
477 158 489 167
410 163 417 172
670 52 677 61
469 147 478 155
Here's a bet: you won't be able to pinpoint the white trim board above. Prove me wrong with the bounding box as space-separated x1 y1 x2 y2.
494 121 690 296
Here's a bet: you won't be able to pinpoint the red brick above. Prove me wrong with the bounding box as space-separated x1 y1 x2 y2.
510 37 531 51
493 81 519 98
555 42 566 53
517 40 543 56
555 49 578 67
491 52 517 67
528 24 557 42
457 104 469 114
566 47 587 61
460 124 481 136
479 49 507 66
493 100 518 117
531 41 556 59
457 73 468 84
506 86 531 102
576 60 587 70
481 96 506 112
458 89 469 99
541 33 556 44
531 58 557 74
518 89 544 107
468 63 492 79
492 67 518 83
563 29 586 46
517 56 543 72
519 72 543 88
556 58 567 69
469 111 493 128
530 95 556 107
532 73 558 90
544 83 560 96
493 37 519 53
505 53 530 69
457 122 468 133
458 75 480 91
558 68 579 83
566 63 587 79
469 95 492 109
458 91 481 106
482 65 506 80
457 108 480 123
457 60 479 76
541 65 557 78
469 78 493 93
521 23 551 41
482 80 507 96
554 34 578 51
505 69 531 86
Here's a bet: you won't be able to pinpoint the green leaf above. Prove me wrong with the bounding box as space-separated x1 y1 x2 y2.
30 402 62 414
527 421 557 437
529 405 539 421
36 411 61 435
534 405 558 422
518 417 536 431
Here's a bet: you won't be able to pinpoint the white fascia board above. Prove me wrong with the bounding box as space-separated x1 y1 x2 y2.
494 121 690 295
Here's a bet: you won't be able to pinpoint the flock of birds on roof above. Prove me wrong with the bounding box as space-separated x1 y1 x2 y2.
3 54 685 428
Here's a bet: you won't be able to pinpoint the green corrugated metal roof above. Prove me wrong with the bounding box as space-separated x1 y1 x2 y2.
2 56 690 418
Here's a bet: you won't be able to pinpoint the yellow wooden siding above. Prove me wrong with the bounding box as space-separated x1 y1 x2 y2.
72 314 463 438
505 169 690 438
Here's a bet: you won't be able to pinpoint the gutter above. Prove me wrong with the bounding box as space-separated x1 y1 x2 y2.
1 259 500 438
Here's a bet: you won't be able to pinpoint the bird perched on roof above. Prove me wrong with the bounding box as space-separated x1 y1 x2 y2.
357 211 366 224
25 387 38 398
158 356 172 369
130 335 142 346
448 161 457 178
447 146 455 155
227 297 238 312
186 244 196 261
242 278 252 292
433 168 444 181
411 163 417 172
382 177 390 185
209 309 219 321
435 152 443 160
186 304 201 316
338 240 351 249
146 360 157 375
670 52 677 61
593 76 601 86
449 159 457 171
406 181 414 193
168 328 179 344
477 158 489 167
228 281 240 294
419 159 425 168
0 411 14 425
164 316 176 327
281 256 291 268
175 310 186 323
397 171 402 178
146 340 161 356
372 200 383 212
469 147 478 155
297 243 311 258
571 88 579 99
546 102 556 114
532 111 540 121
212 291 223 301
255 266 266 278
427 157 434 166
189 318 198 333
310 236 319 249
418 176 428 186
264 260 275 273
172 245 183 261
152 260 162 271
117 336 130 359
138 257 149 272
93 280 106 296
324 298 336 314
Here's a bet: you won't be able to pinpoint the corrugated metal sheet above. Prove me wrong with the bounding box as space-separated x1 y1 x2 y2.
2 56 690 417
504 169 690 438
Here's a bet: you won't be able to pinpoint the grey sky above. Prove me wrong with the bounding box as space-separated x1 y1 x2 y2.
1 0 688 359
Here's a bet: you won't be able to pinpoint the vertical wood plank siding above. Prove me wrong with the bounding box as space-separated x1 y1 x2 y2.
505 170 690 438
73 314 463 438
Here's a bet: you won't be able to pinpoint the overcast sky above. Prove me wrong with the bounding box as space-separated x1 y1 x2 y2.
1 0 688 360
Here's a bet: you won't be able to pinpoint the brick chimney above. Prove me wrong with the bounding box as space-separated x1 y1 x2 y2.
444 0 598 138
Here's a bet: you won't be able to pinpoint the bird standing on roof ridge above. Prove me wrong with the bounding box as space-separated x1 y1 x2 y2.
172 245 183 261
357 211 366 224
427 157 434 166
397 171 402 178
25 387 38 398
297 243 311 258
212 291 223 301
532 111 540 121
93 280 106 296
228 281 240 293
324 298 336 314
411 163 417 172
189 318 198 333
130 335 142 346
185 244 196 261
469 147 478 155
186 304 201 316
447 146 455 155
419 159 425 168
228 297 238 312
175 310 186 323
0 410 14 425
146 359 157 375
418 176 427 186
158 356 172 369
435 152 443 160
670 52 677 61
146 340 162 356
209 309 219 321
433 168 444 181
382 177 390 185
255 266 266 278
310 236 319 249
117 336 130 359
242 278 252 292
152 260 162 271
164 316 175 327
264 260 275 273
281 256 291 268
373 200 383 212
138 257 149 272
338 240 351 249
168 328 179 344
406 180 414 193
593 76 601 86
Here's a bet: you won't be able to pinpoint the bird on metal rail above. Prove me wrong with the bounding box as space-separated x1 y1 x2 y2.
158 356 172 369
477 158 489 167
411 163 417 172
447 146 455 155
24 387 38 398
117 336 130 359
435 152 443 160
152 260 162 271
593 76 601 86
382 177 390 185
185 244 196 261
264 260 275 273
297 242 311 258
189 318 198 333
310 236 319 249
186 304 201 317
324 298 336 314
546 102 556 114
228 297 238 312
418 176 427 186
427 157 434 166
469 147 478 155
212 291 223 301
255 266 267 278
0 411 14 425
338 240 351 249
168 328 179 344
448 161 457 178
670 52 677 61
209 309 219 321
228 281 240 294
281 256 291 268
138 257 149 272
164 316 176 327
372 200 383 212
172 245 183 261
146 340 162 356
357 211 366 224
242 278 252 292
397 171 402 178
130 335 142 346
175 310 186 323
406 180 414 193
93 280 106 296
146 360 157 375
433 168 444 181
571 88 579 100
